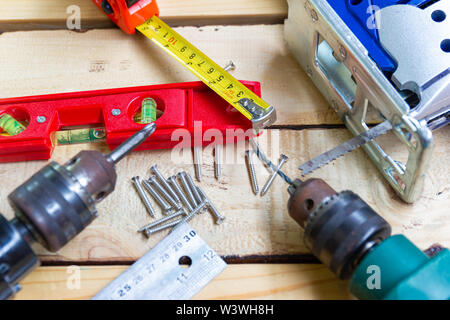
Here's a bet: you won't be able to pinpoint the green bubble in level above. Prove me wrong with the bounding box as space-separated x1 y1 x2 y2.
56 128 106 145
0 113 26 136
141 98 157 124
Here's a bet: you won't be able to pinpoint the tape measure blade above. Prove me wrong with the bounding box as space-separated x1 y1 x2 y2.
92 223 226 300
136 16 276 130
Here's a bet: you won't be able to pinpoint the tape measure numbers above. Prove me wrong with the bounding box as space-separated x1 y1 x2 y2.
137 16 276 131
93 222 227 300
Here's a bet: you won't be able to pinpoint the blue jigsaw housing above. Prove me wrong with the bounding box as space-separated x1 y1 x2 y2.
326 0 433 72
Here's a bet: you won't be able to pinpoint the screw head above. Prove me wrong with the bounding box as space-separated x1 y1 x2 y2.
0 263 9 274
36 116 46 123
311 9 318 22
281 154 289 161
112 109 121 116
224 61 236 72
339 46 347 60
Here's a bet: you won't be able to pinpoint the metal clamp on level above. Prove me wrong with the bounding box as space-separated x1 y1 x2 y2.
238 98 276 132
285 0 449 203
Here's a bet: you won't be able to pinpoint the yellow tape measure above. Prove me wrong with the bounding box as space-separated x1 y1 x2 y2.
136 16 276 131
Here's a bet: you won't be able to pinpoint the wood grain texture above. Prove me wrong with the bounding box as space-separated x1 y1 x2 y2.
0 0 288 31
0 26 336 126
13 264 352 300
0 127 448 262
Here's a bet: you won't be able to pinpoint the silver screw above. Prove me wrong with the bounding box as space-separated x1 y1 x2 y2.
184 171 202 205
179 200 208 223
142 180 172 214
112 108 121 116
167 176 194 212
245 150 259 195
197 186 225 224
223 60 236 72
177 172 198 208
145 201 207 236
148 176 181 210
215 144 222 180
138 208 186 233
145 218 181 237
36 116 46 123
193 146 202 182
150 165 181 203
260 154 288 197
131 176 156 217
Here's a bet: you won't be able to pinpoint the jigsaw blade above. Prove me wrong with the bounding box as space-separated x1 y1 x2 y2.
299 121 392 176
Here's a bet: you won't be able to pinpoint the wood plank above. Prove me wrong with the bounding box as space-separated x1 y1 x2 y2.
13 264 352 300
0 0 288 31
0 26 339 126
1 127 448 262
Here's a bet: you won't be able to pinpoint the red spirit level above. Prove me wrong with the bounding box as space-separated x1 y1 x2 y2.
0 81 260 163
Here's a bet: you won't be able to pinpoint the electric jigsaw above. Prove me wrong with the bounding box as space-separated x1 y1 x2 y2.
285 0 449 203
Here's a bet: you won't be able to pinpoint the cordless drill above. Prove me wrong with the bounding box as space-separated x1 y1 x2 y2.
287 178 450 299
0 123 156 299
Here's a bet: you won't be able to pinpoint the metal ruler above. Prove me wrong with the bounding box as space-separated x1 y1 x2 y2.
93 222 227 300
136 16 276 132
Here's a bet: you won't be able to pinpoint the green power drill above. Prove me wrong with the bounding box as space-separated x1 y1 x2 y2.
287 178 450 300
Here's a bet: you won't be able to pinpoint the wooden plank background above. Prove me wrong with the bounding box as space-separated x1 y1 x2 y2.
0 0 288 30
15 265 352 300
0 1 448 299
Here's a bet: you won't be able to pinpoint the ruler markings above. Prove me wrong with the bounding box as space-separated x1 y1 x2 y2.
137 16 272 122
93 223 226 300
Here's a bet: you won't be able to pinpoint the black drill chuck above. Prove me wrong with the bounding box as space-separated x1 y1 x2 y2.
288 178 391 279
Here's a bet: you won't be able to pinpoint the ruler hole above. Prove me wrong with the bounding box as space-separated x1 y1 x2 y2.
179 256 192 268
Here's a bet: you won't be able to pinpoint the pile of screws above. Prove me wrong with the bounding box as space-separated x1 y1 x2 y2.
132 165 225 237
245 138 290 196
